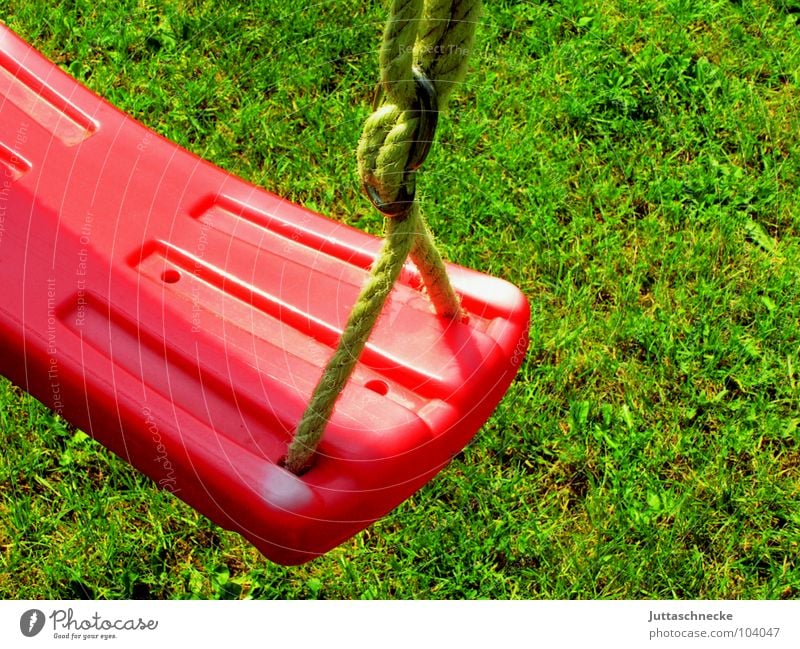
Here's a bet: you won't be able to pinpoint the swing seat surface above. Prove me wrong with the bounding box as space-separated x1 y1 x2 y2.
0 25 529 564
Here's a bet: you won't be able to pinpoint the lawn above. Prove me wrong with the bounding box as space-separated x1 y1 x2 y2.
0 0 798 599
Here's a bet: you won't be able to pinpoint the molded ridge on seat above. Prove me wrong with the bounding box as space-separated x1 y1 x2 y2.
0 24 530 564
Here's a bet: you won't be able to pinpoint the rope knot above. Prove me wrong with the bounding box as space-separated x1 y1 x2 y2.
358 67 439 219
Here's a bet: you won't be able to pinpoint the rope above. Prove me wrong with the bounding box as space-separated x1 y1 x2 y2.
284 0 480 474
358 0 481 209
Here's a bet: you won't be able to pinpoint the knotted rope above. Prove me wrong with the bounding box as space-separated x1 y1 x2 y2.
285 0 481 474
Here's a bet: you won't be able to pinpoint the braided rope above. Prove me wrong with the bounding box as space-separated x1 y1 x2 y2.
359 0 481 209
285 0 480 474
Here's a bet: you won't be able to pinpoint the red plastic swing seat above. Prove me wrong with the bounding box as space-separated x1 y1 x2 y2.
0 25 529 564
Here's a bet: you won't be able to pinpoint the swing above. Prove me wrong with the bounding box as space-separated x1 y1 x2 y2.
0 2 528 565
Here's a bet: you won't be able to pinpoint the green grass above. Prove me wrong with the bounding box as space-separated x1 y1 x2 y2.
1 0 799 599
